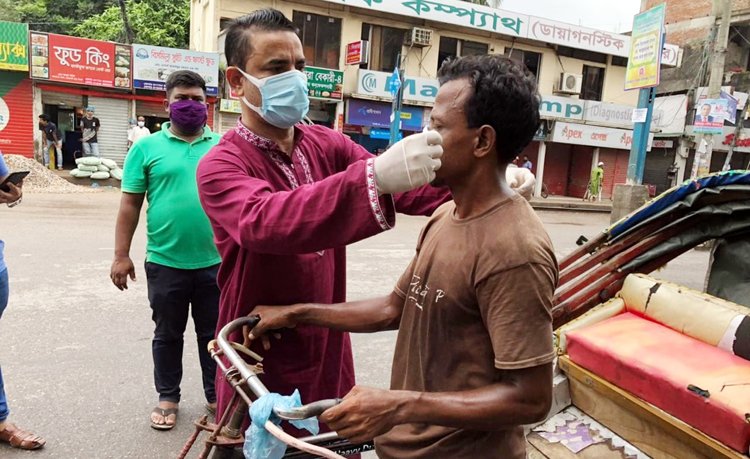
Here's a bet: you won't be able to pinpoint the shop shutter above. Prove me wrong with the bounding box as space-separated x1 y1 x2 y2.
219 111 240 135
88 96 129 167
42 90 83 108
644 147 676 195
136 99 166 118
0 72 34 157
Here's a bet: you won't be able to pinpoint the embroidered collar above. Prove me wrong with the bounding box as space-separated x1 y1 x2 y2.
234 119 305 153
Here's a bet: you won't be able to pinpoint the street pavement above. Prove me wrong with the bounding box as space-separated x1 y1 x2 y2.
0 191 709 458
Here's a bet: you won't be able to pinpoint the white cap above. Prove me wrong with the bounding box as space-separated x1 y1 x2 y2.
598 161 604 166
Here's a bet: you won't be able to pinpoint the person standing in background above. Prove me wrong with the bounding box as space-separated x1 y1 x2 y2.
0 152 46 451
38 115 63 170
522 155 533 170
128 116 151 150
587 161 604 202
80 107 101 157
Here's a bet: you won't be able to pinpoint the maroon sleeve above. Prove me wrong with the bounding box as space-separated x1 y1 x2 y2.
332 130 452 217
197 146 396 255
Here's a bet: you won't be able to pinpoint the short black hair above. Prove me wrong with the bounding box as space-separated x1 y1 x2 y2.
224 9 298 68
165 70 206 96
438 54 540 164
38 114 49 121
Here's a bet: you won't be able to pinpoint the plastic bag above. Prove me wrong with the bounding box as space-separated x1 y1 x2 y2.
243 389 319 459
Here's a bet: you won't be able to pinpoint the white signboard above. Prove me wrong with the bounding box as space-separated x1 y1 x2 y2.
551 122 654 151
539 95 584 120
661 43 682 67
132 44 220 96
652 139 674 148
357 69 438 104
584 101 637 127
528 17 629 57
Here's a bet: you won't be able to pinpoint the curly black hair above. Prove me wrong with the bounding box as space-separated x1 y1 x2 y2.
438 54 541 164
225 9 298 69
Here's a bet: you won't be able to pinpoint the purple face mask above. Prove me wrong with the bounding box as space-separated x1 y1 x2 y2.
169 99 207 133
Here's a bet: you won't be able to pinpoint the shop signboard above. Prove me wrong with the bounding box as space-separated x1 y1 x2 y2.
0 21 28 71
539 95 584 120
551 122 654 151
30 32 131 89
347 99 424 131
357 69 438 104
625 3 665 90
305 66 343 101
652 139 674 148
132 44 219 96
220 99 241 114
346 41 369 65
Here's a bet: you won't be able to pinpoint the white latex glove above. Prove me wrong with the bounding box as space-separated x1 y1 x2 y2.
506 165 536 201
373 130 443 194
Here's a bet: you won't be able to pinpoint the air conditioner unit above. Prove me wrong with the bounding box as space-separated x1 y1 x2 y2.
405 27 433 47
557 72 583 94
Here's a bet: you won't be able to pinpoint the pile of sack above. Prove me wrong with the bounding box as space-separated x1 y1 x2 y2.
70 157 123 180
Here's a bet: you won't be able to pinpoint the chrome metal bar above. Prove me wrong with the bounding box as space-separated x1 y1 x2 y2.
217 315 270 398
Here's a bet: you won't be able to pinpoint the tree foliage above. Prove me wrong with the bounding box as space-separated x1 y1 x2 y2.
0 0 189 48
74 0 189 48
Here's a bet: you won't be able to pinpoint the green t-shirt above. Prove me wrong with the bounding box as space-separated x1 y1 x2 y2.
122 122 221 269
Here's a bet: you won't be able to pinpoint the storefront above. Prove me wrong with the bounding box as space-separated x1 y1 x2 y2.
344 99 425 154
305 66 343 129
544 122 654 199
0 21 34 157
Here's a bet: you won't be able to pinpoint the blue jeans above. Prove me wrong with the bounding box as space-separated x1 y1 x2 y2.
0 268 9 421
82 142 100 157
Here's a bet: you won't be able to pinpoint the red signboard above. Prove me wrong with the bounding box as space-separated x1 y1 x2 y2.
0 71 34 157
346 41 368 66
30 32 131 89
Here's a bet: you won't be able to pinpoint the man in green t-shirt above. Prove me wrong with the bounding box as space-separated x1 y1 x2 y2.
110 71 221 431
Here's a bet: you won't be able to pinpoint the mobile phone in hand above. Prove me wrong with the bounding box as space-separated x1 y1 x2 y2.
0 171 30 192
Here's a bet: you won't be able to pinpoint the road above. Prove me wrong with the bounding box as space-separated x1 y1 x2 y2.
0 191 709 458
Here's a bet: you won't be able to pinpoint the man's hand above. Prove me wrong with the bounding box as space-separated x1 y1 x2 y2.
320 386 412 443
110 255 136 290
245 305 300 350
0 182 22 204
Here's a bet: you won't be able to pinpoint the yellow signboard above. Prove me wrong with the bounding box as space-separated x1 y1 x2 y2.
624 4 665 91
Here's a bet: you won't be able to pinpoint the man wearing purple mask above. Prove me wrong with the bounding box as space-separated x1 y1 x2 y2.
110 70 221 430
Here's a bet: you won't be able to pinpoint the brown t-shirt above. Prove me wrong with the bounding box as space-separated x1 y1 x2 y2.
375 195 558 459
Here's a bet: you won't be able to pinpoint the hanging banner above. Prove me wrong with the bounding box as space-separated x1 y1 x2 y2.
693 99 727 135
0 21 29 71
30 32 132 89
624 3 665 90
132 44 219 96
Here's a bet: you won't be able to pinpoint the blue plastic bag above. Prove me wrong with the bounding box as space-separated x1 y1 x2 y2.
243 389 320 459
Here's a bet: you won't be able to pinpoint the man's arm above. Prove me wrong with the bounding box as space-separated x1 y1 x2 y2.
110 192 145 290
247 291 404 347
320 363 553 443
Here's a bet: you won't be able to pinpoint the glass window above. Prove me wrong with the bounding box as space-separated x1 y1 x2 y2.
462 40 488 56
437 37 488 71
438 36 459 70
504 48 542 80
362 24 406 71
292 11 342 69
582 65 605 101
611 55 628 67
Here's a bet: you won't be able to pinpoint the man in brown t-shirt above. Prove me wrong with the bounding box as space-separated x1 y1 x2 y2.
248 54 557 458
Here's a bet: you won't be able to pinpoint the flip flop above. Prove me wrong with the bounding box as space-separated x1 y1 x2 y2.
150 407 178 431
0 424 46 450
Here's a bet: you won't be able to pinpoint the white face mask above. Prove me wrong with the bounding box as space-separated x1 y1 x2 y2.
137 121 145 127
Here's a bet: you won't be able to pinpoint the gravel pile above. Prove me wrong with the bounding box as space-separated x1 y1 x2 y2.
4 154 101 193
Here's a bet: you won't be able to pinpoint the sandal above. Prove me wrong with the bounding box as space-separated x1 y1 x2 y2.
150 407 178 431
0 423 46 450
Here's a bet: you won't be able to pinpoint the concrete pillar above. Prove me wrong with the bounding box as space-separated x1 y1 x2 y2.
610 184 650 223
334 101 344 132
534 141 547 197
591 147 600 170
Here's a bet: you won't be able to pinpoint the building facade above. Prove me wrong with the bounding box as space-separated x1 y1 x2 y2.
192 0 688 198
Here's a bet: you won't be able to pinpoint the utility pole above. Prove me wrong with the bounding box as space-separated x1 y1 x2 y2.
388 53 404 147
691 0 732 178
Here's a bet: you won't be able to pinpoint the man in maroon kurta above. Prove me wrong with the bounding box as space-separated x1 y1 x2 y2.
196 9 450 422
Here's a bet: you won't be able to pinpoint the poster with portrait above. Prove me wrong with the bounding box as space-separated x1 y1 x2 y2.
693 99 727 135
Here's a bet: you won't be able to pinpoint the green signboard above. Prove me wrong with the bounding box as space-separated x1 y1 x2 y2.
0 21 29 72
304 66 343 101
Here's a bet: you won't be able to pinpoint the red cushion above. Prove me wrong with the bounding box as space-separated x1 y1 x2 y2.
567 312 750 453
